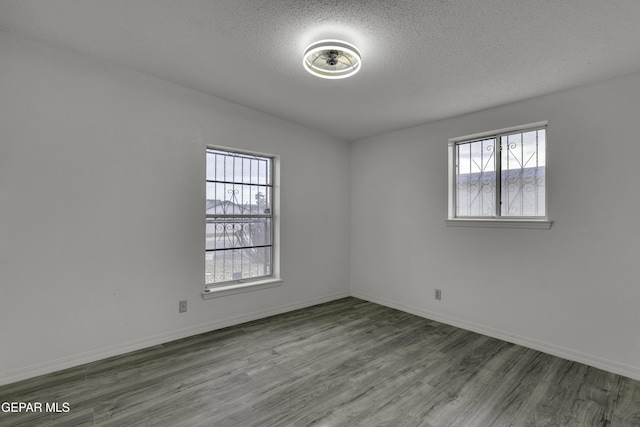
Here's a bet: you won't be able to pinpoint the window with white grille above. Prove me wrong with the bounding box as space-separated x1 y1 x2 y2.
448 123 549 226
205 148 273 288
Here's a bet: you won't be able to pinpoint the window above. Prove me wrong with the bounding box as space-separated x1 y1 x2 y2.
447 122 551 228
205 148 274 289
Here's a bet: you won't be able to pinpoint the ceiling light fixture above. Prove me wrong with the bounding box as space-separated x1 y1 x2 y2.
303 40 361 79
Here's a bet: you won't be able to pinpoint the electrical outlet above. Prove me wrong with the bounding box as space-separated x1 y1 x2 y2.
179 300 187 313
435 289 442 300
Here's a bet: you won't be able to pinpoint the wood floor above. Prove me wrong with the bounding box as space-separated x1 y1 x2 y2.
1 297 639 426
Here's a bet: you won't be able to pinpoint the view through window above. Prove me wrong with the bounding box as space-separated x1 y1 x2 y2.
205 148 273 287
453 126 546 218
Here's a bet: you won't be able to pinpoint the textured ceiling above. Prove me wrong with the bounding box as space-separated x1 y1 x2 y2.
2 0 640 141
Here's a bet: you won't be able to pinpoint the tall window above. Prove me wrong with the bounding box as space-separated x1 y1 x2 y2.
206 148 273 288
449 124 547 219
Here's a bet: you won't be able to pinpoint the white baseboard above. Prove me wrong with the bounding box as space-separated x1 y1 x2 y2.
0 291 350 386
351 290 640 382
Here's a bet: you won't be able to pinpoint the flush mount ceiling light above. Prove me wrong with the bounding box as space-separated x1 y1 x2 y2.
303 39 361 79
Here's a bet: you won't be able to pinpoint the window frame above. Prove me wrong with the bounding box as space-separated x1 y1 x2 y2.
447 122 552 229
203 146 281 298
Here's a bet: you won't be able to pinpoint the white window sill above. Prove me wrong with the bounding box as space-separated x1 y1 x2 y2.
201 278 283 299
445 219 552 229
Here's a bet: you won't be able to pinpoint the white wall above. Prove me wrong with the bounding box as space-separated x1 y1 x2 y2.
351 71 640 380
0 30 350 385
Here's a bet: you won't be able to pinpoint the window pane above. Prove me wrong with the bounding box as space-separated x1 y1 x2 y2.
456 138 496 217
206 149 271 185
206 183 271 215
206 218 272 250
205 247 272 285
500 129 546 216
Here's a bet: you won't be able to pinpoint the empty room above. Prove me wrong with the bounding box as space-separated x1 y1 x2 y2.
1 1 639 426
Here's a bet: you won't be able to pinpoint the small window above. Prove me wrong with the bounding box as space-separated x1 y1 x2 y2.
205 148 273 288
448 123 550 228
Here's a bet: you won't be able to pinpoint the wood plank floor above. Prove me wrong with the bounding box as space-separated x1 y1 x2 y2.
1 297 639 426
